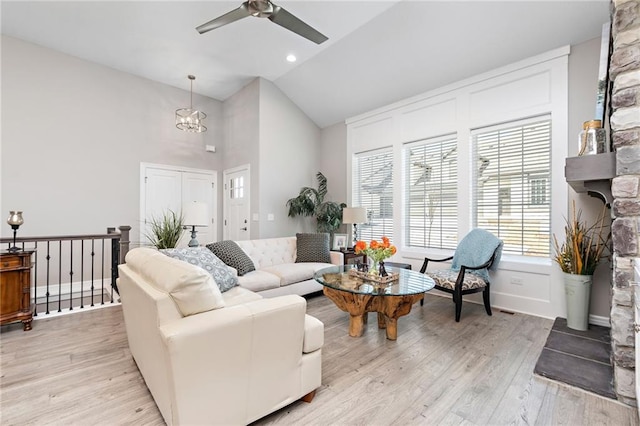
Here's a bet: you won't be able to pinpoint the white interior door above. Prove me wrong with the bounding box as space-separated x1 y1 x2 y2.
142 168 182 244
181 171 216 245
141 163 217 247
223 165 250 241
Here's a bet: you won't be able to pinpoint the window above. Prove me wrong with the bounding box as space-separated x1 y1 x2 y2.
530 178 547 205
229 176 244 199
404 135 458 250
352 148 394 242
473 117 551 257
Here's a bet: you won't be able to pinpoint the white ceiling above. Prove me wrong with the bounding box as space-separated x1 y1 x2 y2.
1 1 610 128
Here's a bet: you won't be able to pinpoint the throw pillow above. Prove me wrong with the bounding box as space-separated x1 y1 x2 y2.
161 247 238 292
206 240 256 276
296 233 331 263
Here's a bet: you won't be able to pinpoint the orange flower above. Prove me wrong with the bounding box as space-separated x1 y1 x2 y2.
390 245 397 255
370 240 379 249
354 240 367 253
382 236 390 248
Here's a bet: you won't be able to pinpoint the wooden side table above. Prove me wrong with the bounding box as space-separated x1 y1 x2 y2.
0 250 34 331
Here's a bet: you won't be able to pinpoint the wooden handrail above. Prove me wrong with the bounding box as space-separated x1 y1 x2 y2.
0 233 121 243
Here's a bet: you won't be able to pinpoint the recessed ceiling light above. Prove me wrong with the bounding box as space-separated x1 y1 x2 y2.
286 54 297 63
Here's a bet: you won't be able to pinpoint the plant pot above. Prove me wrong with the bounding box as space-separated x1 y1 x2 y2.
563 272 592 331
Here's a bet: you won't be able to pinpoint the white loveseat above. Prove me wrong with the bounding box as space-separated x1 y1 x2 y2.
118 247 324 426
232 236 343 297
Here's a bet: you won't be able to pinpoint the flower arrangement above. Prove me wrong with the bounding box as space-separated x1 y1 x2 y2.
552 201 609 276
355 236 397 274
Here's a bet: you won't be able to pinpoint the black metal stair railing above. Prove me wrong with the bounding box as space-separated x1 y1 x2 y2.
0 226 130 316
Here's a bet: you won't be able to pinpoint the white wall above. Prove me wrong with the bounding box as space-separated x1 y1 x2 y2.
259 78 320 238
319 121 349 235
1 36 224 242
222 78 260 238
567 36 612 320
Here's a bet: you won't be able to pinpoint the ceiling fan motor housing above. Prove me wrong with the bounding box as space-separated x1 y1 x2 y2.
247 0 274 18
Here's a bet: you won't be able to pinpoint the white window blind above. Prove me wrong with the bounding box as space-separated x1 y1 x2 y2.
352 148 394 242
473 116 551 257
404 135 458 250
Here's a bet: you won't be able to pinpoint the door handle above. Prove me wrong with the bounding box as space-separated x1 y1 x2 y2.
240 227 247 231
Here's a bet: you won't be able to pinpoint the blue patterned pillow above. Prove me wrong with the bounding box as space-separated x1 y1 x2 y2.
160 247 238 293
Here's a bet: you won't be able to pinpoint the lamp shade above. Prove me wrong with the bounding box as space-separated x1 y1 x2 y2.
183 201 208 227
342 207 367 224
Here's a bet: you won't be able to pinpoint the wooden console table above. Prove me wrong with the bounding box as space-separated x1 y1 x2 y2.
0 250 35 331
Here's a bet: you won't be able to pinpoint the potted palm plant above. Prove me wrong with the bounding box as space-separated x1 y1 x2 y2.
552 201 609 331
145 209 185 249
286 172 346 235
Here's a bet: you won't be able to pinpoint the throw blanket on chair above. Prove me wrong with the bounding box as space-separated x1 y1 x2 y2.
451 229 503 282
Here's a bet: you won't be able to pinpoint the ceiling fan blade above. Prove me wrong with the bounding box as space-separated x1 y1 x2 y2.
196 3 251 34
268 5 328 44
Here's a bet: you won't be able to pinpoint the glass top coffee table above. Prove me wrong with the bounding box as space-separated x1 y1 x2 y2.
314 265 435 340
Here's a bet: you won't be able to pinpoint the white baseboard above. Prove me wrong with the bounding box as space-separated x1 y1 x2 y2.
426 289 612 327
589 314 610 328
34 279 115 298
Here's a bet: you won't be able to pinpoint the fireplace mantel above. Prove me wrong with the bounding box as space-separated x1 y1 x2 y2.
564 152 616 206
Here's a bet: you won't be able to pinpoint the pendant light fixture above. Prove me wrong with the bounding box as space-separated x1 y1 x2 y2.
176 75 207 133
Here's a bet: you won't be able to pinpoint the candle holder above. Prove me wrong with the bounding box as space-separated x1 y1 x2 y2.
7 211 24 252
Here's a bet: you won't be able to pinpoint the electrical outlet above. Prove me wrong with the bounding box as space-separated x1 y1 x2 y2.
511 277 524 286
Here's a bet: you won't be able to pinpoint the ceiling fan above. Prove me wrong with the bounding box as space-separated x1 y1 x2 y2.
196 0 328 45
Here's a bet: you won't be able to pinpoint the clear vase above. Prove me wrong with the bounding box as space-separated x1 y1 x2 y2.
367 258 379 275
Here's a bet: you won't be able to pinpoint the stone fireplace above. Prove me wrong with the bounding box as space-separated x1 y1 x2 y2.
610 0 640 406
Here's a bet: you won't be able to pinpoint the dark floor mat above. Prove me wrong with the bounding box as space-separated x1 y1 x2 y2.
534 317 615 399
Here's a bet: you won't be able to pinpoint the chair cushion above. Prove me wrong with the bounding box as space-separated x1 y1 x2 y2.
426 269 487 291
161 247 238 293
296 233 331 263
206 240 255 276
124 247 225 317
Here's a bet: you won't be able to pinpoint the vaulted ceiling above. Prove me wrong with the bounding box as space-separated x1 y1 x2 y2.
1 1 610 128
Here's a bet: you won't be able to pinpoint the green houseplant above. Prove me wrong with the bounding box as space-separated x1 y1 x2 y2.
145 209 185 249
286 172 346 234
552 201 609 330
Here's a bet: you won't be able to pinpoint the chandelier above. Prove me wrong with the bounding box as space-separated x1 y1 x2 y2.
176 75 207 133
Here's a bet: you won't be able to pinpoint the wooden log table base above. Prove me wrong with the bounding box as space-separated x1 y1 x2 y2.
322 286 424 340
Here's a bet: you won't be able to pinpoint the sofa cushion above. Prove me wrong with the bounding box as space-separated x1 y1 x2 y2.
303 314 324 353
222 286 263 307
160 247 238 293
206 240 255 276
295 233 331 263
236 270 281 293
124 247 225 316
262 263 329 286
235 237 296 269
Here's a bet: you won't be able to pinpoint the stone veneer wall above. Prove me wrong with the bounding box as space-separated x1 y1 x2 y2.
610 0 640 406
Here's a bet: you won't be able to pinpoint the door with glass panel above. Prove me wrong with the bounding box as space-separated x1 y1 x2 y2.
223 165 250 241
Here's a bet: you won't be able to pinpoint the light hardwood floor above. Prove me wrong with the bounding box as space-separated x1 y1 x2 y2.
1 294 637 425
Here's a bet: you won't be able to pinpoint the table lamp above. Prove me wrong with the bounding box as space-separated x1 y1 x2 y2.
183 202 208 247
7 211 24 252
342 207 367 248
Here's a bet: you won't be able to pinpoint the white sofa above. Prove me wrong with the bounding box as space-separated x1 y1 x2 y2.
233 236 343 297
118 247 324 426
